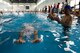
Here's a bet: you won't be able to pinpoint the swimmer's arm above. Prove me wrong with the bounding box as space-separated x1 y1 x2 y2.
47 13 54 18
54 17 61 24
47 13 61 23
19 26 26 36
31 31 41 43
51 14 61 23
34 31 38 39
19 30 24 37
50 14 54 18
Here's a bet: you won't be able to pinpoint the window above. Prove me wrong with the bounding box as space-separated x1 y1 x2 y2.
70 0 79 9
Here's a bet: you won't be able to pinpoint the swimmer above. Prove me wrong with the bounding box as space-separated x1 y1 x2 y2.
47 5 73 36
15 24 41 44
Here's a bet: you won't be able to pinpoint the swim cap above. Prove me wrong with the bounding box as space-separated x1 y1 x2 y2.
64 5 71 10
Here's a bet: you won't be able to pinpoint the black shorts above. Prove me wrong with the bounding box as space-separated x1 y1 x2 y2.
63 25 71 36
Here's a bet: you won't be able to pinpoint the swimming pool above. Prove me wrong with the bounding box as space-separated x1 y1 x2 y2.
0 12 80 53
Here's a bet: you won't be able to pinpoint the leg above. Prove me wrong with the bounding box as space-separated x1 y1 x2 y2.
62 26 71 41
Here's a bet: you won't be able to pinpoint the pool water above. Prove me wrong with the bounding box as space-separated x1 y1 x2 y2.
0 12 80 53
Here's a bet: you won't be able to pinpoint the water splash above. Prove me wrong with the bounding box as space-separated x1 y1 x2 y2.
64 41 76 53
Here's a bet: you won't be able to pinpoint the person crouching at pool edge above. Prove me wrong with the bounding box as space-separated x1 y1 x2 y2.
47 5 73 37
15 30 41 44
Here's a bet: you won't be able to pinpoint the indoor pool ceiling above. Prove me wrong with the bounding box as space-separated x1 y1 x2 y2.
2 0 72 4
9 0 38 3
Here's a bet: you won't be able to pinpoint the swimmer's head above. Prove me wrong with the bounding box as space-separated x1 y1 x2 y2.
23 23 27 27
23 23 34 30
64 5 71 15
23 23 32 27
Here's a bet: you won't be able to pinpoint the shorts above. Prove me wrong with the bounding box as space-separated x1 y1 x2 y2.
63 26 71 36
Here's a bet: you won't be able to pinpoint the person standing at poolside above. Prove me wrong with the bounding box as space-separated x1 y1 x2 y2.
57 3 60 14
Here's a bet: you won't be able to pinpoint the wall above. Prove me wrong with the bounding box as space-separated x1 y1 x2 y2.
0 0 72 11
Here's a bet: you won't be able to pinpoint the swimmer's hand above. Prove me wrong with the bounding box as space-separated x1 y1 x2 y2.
31 39 41 43
15 39 26 44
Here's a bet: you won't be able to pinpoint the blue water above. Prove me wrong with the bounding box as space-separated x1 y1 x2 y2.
0 13 80 53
